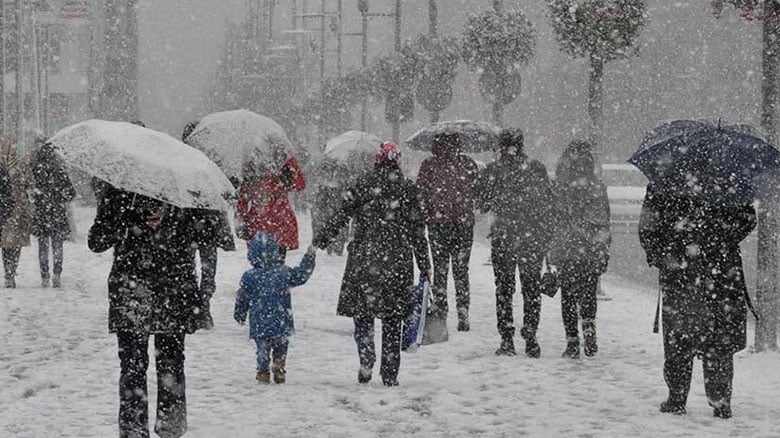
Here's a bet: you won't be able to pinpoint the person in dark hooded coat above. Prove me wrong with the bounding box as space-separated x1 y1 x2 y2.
314 141 431 387
639 184 755 419
31 139 76 288
182 121 236 330
477 128 555 358
549 144 611 359
416 132 478 333
89 185 207 438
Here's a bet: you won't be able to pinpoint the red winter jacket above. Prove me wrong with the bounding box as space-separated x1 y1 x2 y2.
237 157 306 249
416 151 478 225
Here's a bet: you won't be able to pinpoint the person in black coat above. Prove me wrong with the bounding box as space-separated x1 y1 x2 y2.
182 121 236 330
549 146 611 359
89 185 206 438
314 141 431 386
0 164 13 228
477 128 555 358
31 140 75 288
639 184 755 419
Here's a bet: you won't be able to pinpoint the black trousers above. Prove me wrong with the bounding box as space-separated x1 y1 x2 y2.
353 316 402 381
2 247 21 280
117 332 186 438
559 260 599 339
491 237 543 339
428 223 473 317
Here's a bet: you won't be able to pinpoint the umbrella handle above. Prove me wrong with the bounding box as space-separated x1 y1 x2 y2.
123 193 137 241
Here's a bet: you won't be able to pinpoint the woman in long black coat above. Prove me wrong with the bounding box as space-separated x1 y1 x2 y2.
639 184 755 419
89 185 205 438
314 141 431 387
31 141 75 287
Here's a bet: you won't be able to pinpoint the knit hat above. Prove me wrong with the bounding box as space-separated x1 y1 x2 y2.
375 141 401 167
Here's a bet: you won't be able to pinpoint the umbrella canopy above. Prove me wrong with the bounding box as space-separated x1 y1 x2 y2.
405 120 500 153
322 130 380 173
629 119 780 205
49 120 234 210
184 109 293 180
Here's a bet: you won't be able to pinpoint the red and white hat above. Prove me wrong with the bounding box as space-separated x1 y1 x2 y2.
376 141 402 167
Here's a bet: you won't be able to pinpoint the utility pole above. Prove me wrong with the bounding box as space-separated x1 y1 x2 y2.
494 0 503 13
336 0 342 77
358 0 368 130
429 0 438 38
319 0 325 83
15 0 23 146
0 0 5 134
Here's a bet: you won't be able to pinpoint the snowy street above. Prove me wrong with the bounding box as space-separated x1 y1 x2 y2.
0 208 778 437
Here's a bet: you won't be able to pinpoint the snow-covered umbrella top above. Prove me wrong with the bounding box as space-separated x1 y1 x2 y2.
405 120 501 153
49 120 234 211
184 109 294 181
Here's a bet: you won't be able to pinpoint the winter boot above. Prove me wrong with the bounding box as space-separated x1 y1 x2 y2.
256 371 271 385
457 308 470 332
41 276 49 288
659 399 687 415
561 337 581 359
382 377 399 387
495 335 516 356
358 366 372 384
713 405 732 419
582 319 597 357
52 274 61 289
5 276 15 288
520 327 541 359
272 358 286 384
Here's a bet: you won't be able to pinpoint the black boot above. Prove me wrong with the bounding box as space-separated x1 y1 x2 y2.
457 308 470 332
520 327 540 358
713 405 732 419
561 337 580 359
358 366 372 384
495 335 516 356
660 400 687 415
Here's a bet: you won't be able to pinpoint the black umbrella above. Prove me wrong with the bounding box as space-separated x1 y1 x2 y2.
629 119 780 205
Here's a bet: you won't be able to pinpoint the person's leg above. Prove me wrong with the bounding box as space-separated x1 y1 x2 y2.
492 237 517 354
3 247 20 287
117 332 150 438
278 247 287 263
379 317 403 386
703 348 734 418
254 338 272 383
353 316 376 383
452 223 473 331
428 224 451 317
559 262 581 358
579 267 600 357
271 337 290 384
38 236 50 285
518 257 543 358
51 236 64 288
154 333 187 438
198 245 217 298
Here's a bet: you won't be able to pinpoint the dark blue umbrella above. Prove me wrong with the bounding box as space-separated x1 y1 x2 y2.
629 119 780 205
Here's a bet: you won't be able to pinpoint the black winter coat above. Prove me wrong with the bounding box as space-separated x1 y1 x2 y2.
476 154 555 260
0 166 13 227
193 209 235 251
314 166 431 320
549 179 611 273
639 185 756 354
31 147 75 238
89 187 204 335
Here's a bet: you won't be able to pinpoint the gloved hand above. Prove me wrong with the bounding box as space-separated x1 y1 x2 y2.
234 311 246 325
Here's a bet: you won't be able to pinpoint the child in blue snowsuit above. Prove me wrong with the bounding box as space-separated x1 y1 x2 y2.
234 232 316 384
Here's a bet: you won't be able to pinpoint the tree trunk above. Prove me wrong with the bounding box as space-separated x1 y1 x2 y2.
588 54 605 156
101 0 139 121
492 102 503 127
756 2 780 352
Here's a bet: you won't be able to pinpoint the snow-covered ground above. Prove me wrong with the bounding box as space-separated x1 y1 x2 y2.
2 208 779 437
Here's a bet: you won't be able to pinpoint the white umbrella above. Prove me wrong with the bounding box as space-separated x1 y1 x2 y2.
405 120 500 153
324 130 382 163
48 120 234 211
185 109 293 180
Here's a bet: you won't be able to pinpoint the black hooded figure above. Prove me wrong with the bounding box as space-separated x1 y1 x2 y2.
181 121 236 330
314 141 431 387
639 185 756 419
476 128 555 357
31 138 76 287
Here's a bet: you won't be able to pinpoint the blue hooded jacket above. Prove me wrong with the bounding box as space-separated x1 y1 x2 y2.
234 233 315 340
